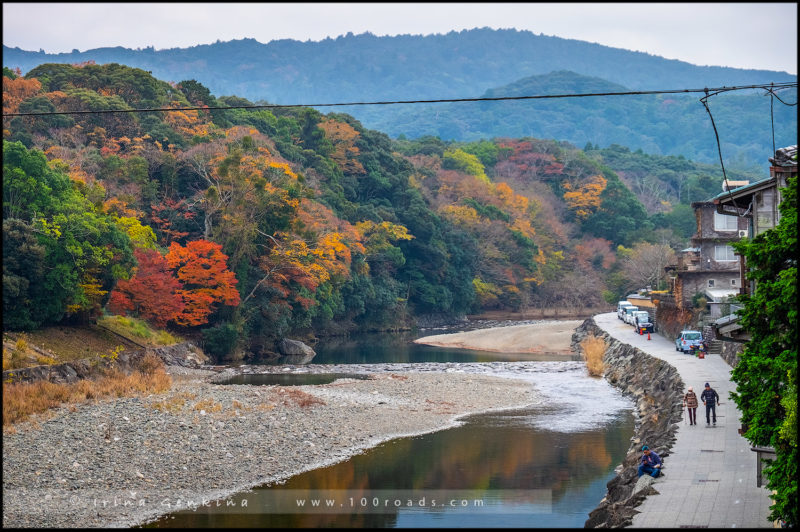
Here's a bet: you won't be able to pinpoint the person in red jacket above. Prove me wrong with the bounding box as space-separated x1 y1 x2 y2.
684 386 699 425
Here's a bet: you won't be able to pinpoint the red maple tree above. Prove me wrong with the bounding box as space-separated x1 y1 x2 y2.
107 248 185 327
165 239 241 326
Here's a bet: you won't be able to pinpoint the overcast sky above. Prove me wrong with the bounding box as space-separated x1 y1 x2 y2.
3 2 797 74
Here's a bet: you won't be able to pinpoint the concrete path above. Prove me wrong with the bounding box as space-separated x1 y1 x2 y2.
593 312 774 529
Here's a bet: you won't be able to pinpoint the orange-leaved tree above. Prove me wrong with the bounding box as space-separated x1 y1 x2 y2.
107 248 185 327
165 239 240 326
2 75 42 115
317 118 365 175
563 174 607 220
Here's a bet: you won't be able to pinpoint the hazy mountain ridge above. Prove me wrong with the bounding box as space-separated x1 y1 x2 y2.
5 28 794 101
355 70 797 171
4 28 796 170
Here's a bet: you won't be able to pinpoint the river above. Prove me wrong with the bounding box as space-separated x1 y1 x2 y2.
147 324 635 528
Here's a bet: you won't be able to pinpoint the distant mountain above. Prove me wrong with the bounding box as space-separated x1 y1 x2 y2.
4 28 794 102
4 28 796 169
353 70 798 171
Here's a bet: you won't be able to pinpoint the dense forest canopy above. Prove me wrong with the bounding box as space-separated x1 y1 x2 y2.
0 62 772 361
356 71 797 172
4 28 796 170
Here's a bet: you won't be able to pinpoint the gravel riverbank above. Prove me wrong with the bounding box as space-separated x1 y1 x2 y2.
2 366 539 528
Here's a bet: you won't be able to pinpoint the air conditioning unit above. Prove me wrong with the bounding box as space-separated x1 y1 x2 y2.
738 230 748 238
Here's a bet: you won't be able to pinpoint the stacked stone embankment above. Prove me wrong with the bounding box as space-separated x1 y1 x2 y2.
2 342 207 384
572 318 684 528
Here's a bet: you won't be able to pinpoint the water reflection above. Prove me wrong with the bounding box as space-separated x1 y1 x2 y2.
310 331 580 365
148 325 631 528
148 405 634 528
218 373 370 386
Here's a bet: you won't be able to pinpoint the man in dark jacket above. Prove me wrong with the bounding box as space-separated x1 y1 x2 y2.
700 382 720 425
638 445 663 478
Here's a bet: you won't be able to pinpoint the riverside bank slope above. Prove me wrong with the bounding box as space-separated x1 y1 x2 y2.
580 313 773 528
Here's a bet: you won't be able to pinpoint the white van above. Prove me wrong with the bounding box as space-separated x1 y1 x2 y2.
617 301 635 320
623 306 639 324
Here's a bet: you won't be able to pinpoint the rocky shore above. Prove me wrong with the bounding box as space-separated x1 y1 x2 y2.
2 366 539 528
572 317 684 528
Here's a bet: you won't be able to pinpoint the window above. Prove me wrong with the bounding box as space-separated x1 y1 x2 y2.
731 279 737 286
714 245 736 261
708 279 715 288
756 190 776 234
714 212 738 232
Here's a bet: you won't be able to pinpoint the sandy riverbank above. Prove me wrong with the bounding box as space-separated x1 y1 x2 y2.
414 320 583 354
2 367 539 528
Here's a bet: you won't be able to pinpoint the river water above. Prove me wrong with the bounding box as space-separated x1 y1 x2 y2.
148 324 635 528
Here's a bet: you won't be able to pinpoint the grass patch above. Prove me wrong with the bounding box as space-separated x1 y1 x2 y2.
277 388 326 408
97 315 182 347
3 345 28 371
4 326 127 365
2 335 56 370
580 334 607 377
193 398 223 413
2 353 171 428
151 391 197 413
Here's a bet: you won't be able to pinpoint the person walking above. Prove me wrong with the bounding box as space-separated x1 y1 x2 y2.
638 445 663 478
684 386 698 425
700 382 720 425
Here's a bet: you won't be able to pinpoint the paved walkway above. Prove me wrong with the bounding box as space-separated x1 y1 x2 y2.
593 312 774 529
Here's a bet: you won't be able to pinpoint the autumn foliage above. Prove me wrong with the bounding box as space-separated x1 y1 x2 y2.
318 118 365 175
165 240 240 326
2 75 42 115
563 174 607 219
108 248 185 327
4 63 668 356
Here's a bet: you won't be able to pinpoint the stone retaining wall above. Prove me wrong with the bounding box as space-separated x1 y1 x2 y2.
573 318 684 528
2 342 208 385
719 340 745 368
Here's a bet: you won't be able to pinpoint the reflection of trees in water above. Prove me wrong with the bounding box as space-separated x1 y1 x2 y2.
313 331 577 364
155 408 631 528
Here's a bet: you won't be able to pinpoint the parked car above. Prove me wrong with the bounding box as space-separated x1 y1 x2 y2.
632 311 654 334
623 306 639 324
675 330 703 353
617 302 636 320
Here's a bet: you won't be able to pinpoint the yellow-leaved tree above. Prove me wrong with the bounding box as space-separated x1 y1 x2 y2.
563 174 607 220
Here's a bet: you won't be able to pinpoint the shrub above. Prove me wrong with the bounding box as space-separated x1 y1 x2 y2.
580 334 607 377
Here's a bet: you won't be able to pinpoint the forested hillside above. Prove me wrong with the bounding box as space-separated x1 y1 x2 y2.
358 71 797 171
4 28 796 170
0 63 766 361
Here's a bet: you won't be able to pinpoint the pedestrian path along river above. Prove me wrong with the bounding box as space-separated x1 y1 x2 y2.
593 312 773 528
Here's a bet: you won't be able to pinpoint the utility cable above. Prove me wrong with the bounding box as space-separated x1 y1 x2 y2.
2 81 797 117
699 82 796 217
700 89 743 216
770 83 776 160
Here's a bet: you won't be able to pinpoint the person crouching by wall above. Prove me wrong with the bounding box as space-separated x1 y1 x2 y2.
638 445 663 478
684 386 698 425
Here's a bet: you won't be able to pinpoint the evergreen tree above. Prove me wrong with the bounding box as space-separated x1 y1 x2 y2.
731 174 797 525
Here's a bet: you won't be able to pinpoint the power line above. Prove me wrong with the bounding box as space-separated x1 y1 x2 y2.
3 81 797 117
698 82 797 217
700 88 742 214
